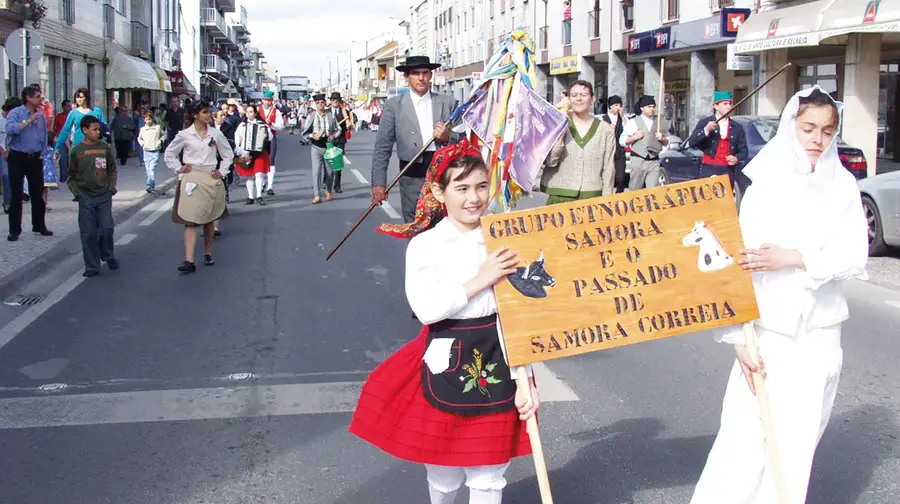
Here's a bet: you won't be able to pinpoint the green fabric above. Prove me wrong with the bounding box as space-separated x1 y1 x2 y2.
263 90 275 99
545 187 604 205
67 141 117 197
567 118 601 149
714 91 733 104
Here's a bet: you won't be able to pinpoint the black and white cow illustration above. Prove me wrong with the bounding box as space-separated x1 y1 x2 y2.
507 250 556 299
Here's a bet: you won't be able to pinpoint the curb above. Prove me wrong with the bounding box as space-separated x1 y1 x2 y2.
0 176 179 300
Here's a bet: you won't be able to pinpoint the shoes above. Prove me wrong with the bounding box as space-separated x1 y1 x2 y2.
83 270 100 278
106 258 120 270
178 261 196 273
2 204 8 214
213 229 222 237
146 188 154 194
33 229 53 237
204 254 215 266
256 197 267 206
245 198 255 205
267 188 275 196
312 196 322 204
22 195 30 202
326 192 334 201
335 187 343 193
7 233 19 241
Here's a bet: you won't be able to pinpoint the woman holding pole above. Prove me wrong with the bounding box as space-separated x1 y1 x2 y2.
349 141 539 504
690 86 868 504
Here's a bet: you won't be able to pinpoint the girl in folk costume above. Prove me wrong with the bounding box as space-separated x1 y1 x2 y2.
234 104 271 206
164 101 234 274
349 141 539 504
257 90 284 196
690 87 868 504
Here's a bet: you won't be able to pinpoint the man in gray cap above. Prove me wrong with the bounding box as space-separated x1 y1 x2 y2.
619 95 669 190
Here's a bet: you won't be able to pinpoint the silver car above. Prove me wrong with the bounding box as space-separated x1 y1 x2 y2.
859 171 900 256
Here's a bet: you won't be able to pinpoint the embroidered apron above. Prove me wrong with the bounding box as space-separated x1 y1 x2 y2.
421 315 517 416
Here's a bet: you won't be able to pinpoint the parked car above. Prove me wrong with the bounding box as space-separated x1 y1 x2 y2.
858 171 900 256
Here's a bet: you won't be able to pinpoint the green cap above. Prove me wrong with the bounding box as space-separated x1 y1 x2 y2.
262 90 275 99
713 91 733 104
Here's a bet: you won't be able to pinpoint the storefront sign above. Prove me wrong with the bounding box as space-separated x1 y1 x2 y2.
482 176 759 366
550 55 582 75
635 79 690 97
627 27 671 56
721 8 751 37
726 44 753 71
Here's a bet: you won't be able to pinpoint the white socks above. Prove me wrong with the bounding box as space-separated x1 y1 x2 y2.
468 489 502 504
428 485 459 504
246 173 264 199
245 180 255 199
267 166 275 190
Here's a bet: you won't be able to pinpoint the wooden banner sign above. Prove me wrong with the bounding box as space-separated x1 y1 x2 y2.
482 175 759 367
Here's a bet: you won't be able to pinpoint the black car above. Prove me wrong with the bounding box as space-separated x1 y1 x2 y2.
657 116 869 197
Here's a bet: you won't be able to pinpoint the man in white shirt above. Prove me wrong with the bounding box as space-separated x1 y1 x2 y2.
600 95 627 193
370 56 459 223
619 95 669 190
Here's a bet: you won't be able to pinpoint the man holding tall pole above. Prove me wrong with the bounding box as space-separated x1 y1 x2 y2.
619 95 669 190
370 56 458 223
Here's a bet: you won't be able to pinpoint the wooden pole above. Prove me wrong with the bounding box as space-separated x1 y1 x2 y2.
741 322 789 504
516 367 554 503
325 137 437 261
716 63 792 124
657 58 665 132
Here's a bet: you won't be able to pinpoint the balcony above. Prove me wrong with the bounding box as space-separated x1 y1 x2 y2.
588 10 600 39
161 29 180 51
239 75 252 88
103 3 116 39
230 5 250 34
215 0 235 14
130 0 149 25
539 25 548 50
562 19 572 45
201 7 227 38
130 22 151 57
202 54 228 76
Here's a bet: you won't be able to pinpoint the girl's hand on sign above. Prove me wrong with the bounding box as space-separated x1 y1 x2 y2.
480 247 519 286
734 344 766 395
739 244 802 272
515 382 540 421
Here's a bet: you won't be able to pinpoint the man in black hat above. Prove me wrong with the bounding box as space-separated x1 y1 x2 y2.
329 92 354 193
370 55 459 223
600 95 627 193
302 93 341 204
620 95 669 190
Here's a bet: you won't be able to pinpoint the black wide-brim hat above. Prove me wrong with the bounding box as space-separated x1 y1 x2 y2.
330 92 342 100
395 55 441 73
313 93 326 102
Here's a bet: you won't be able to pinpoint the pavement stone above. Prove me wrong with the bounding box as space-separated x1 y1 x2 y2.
0 162 176 298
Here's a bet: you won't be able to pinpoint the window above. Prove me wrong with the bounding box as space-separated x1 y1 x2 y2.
662 0 679 22
117 0 126 14
710 0 721 12
621 0 634 31
798 63 839 99
471 6 475 26
60 0 75 24
63 58 72 100
87 64 95 100
48 56 59 105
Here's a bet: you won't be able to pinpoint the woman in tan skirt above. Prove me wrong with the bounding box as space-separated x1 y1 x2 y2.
164 101 234 273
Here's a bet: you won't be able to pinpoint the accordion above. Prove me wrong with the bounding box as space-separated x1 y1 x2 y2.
242 122 268 153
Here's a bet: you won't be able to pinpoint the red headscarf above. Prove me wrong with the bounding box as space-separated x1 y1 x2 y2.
376 139 483 239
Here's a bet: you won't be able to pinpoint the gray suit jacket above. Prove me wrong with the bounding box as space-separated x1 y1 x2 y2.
370 91 459 187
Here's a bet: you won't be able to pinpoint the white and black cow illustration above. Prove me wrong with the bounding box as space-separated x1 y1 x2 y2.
682 221 734 272
507 250 557 298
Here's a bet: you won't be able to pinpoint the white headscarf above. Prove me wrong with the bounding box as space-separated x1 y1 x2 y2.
721 86 868 341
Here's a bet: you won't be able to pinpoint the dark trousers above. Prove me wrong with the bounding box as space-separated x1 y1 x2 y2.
115 140 131 164
702 163 735 190
614 156 627 193
332 140 346 189
398 175 426 223
58 143 70 182
7 150 46 235
77 192 115 272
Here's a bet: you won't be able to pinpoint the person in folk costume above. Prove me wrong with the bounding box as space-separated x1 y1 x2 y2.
619 95 669 190
599 95 627 193
302 93 341 204
257 90 284 196
328 91 355 193
350 140 540 504
234 104 272 206
689 87 868 504
687 90 749 195
164 101 234 274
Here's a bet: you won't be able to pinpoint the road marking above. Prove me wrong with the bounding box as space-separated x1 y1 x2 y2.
343 155 352 165
381 201 401 219
0 271 85 350
138 198 171 226
0 371 577 429
114 233 137 246
350 168 368 184
886 300 900 309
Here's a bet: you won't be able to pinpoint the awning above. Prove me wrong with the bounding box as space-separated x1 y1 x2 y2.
166 70 198 95
153 65 172 93
106 52 164 91
818 0 900 41
733 1 828 53
735 0 900 53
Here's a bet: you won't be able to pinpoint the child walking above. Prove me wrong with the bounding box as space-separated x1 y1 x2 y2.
67 115 119 277
349 140 539 504
137 110 163 193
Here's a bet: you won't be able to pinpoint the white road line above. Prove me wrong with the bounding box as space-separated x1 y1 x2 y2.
138 198 171 226
0 373 578 429
350 168 368 184
342 155 352 165
0 271 85 350
381 201 401 219
886 300 900 309
532 362 579 401
114 233 137 246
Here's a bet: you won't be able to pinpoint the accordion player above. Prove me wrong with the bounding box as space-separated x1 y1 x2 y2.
242 122 269 153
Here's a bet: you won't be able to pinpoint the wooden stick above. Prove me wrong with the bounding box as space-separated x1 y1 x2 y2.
742 322 789 504
517 367 554 504
657 58 666 132
716 62 792 124
325 137 436 261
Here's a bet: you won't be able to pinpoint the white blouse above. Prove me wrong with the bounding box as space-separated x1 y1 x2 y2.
164 125 234 177
406 218 533 379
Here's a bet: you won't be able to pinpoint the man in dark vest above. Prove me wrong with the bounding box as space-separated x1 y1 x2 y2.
620 95 669 190
687 91 748 192
600 95 627 193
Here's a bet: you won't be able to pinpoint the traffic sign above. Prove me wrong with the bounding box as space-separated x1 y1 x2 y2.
5 28 44 67
222 79 238 94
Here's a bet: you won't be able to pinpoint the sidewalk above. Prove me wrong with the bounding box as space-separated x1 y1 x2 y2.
0 161 177 297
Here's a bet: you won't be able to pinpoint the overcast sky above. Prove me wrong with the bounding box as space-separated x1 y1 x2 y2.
237 0 408 84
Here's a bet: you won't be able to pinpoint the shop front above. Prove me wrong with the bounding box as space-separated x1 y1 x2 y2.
106 51 172 111
734 0 900 174
549 54 582 103
626 8 753 141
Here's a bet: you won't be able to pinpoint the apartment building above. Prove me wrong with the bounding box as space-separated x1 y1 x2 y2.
198 0 238 100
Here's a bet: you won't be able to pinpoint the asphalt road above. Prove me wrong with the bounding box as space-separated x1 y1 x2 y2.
0 131 897 504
